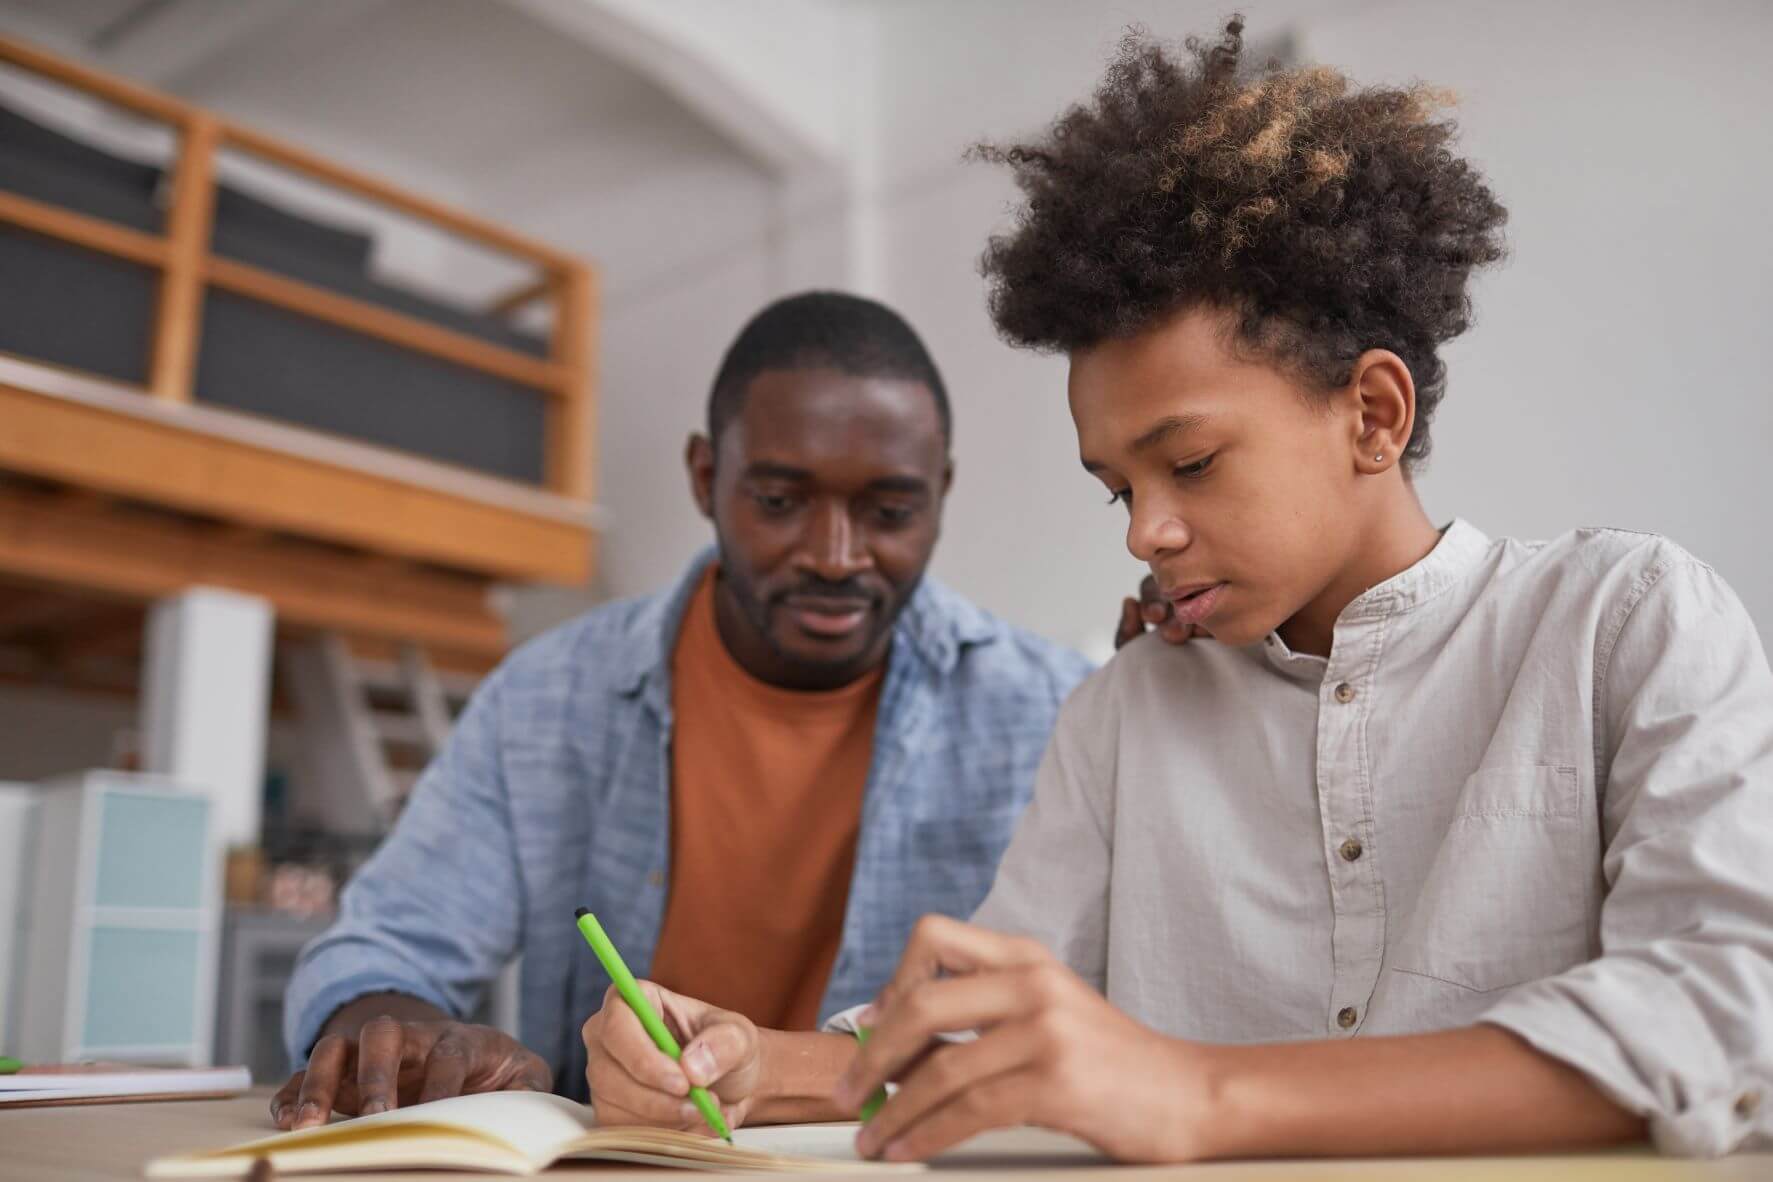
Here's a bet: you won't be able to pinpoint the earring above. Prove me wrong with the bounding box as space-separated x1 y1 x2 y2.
1374 453 1384 462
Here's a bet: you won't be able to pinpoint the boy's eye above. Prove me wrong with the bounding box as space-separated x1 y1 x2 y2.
1175 453 1216 479
1105 488 1132 509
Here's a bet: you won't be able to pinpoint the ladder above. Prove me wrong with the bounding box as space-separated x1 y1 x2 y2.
284 635 477 832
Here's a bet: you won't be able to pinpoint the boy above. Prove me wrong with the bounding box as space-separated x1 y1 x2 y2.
586 20 1771 1163
837 20 1772 1161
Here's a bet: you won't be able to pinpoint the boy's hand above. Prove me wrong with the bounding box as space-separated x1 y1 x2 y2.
1115 575 1199 649
271 1018 550 1129
834 915 1211 1163
583 981 762 1132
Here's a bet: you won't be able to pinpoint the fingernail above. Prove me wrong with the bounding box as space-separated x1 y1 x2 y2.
681 1102 702 1123
1144 604 1166 622
856 1005 878 1026
855 1128 877 1157
684 1044 716 1084
883 1139 913 1162
295 1103 324 1129
361 1100 388 1116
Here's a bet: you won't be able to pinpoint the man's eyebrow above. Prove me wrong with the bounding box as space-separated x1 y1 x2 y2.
1081 412 1212 473
743 462 813 482
863 475 933 496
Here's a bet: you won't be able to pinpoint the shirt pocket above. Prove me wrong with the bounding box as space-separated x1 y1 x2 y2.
1389 764 1597 994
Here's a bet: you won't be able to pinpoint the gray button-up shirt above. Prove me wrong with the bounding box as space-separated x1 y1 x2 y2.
971 521 1773 1156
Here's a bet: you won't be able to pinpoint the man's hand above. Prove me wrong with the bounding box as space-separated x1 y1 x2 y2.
583 981 763 1132
270 1016 550 1130
833 916 1209 1163
1115 575 1199 649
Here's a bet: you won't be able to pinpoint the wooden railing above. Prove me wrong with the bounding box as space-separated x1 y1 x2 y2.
0 34 597 500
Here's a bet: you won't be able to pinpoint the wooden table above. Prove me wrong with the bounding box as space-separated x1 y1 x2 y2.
5 1089 1770 1180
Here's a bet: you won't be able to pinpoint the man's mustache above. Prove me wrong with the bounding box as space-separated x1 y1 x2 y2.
773 579 882 606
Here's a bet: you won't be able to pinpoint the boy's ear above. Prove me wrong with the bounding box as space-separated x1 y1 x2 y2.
1348 349 1417 473
686 433 717 520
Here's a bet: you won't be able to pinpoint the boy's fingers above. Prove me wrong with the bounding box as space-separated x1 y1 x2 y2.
601 997 690 1095
869 1071 1033 1162
589 1058 706 1126
880 916 1050 1004
838 972 1037 1108
682 1018 752 1090
855 1029 1031 1158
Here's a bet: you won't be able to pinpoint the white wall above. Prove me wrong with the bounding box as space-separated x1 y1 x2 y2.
860 0 1773 656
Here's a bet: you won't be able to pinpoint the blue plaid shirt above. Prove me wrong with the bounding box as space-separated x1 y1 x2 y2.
283 551 1092 1096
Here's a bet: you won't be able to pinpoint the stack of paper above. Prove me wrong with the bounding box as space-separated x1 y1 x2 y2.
0 1063 251 1106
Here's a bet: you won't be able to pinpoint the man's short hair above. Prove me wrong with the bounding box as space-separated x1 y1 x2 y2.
707 291 952 445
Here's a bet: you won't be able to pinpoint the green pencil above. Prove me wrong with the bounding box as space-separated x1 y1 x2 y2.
0 1056 21 1075
574 908 732 1143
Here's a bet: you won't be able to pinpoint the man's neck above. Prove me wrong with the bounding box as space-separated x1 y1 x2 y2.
1278 484 1442 658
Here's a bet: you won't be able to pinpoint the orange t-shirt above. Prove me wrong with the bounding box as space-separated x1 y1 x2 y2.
648 569 884 1030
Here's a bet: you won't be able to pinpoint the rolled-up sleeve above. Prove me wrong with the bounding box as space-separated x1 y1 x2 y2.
1481 560 1773 1155
282 670 524 1069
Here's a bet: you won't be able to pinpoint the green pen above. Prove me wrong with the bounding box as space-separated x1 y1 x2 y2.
852 1028 888 1122
574 908 732 1143
0 1056 21 1075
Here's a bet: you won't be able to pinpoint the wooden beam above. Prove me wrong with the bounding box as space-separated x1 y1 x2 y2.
0 486 507 658
0 381 594 585
546 265 596 499
0 34 195 126
204 256 567 393
488 276 550 318
148 114 219 404
222 124 573 270
0 190 169 269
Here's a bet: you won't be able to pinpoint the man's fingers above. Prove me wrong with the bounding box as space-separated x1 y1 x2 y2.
839 968 1043 1110
857 1030 1034 1159
416 1031 471 1104
1115 598 1144 650
293 1035 352 1129
354 1015 407 1116
270 1072 305 1129
1138 574 1162 609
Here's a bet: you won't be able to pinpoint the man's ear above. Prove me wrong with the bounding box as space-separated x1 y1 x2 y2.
1347 349 1416 474
686 433 716 520
942 458 955 499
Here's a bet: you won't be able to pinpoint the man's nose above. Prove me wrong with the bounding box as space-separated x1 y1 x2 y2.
796 503 871 581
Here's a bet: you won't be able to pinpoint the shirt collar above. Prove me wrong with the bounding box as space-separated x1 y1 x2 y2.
1257 519 1492 678
610 546 997 698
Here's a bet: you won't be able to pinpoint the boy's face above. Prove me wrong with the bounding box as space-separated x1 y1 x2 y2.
1069 306 1374 649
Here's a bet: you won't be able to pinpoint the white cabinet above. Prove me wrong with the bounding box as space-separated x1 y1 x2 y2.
15 772 219 1066
0 782 37 1048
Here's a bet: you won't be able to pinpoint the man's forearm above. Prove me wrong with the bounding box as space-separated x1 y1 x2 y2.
1196 1023 1645 1159
751 1031 857 1124
319 992 451 1042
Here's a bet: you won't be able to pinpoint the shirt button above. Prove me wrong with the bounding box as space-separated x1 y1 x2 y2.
1736 1090 1762 1119
1337 1006 1358 1029
1339 837 1364 862
1333 682 1356 704
647 870 665 888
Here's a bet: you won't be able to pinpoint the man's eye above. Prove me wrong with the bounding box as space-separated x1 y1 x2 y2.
754 493 799 514
875 504 916 527
1175 453 1216 480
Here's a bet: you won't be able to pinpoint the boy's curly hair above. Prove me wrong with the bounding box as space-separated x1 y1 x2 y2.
975 18 1508 466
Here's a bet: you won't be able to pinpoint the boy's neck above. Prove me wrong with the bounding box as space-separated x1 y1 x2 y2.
1278 484 1442 658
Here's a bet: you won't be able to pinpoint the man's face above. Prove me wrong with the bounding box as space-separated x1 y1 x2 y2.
690 367 951 689
1069 306 1368 649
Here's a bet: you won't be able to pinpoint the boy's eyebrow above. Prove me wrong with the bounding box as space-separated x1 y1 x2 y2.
1128 413 1211 454
1083 412 1213 473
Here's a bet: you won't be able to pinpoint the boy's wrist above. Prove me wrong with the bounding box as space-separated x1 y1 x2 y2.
751 1029 855 1124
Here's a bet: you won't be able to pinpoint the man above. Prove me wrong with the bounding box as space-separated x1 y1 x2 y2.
272 291 1093 1129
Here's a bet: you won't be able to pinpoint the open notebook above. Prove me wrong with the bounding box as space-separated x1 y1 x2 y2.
144 1090 925 1177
